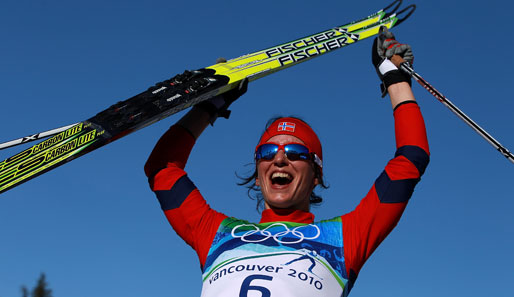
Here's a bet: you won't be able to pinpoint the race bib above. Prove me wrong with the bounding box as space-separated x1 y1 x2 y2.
201 218 348 297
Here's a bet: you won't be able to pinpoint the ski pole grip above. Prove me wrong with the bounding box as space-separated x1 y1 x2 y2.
391 55 405 68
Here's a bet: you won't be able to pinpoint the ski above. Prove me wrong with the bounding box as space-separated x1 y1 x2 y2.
220 0 404 66
0 1 416 195
0 123 80 150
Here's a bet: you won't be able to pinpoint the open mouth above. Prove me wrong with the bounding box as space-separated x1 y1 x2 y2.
271 172 293 185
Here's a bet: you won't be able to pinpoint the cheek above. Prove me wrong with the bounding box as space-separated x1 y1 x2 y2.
255 163 265 187
309 163 318 181
297 164 316 180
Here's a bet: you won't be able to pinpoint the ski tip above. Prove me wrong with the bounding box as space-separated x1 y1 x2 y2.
383 0 403 17
395 4 416 26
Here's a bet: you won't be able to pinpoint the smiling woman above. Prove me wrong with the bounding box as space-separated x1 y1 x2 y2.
143 31 430 297
239 116 328 210
256 132 319 211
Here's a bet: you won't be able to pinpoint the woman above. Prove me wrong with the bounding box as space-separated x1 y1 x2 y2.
144 29 429 297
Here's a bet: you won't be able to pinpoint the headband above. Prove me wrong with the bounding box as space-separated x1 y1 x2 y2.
256 117 322 168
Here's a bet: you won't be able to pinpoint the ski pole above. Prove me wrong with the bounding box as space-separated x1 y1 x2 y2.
391 55 514 164
0 123 79 150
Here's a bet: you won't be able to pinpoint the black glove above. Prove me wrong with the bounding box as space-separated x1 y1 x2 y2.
195 57 248 125
372 26 413 97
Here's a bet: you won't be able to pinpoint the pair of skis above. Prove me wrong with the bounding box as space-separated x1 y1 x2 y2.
1 0 512 196
0 0 415 194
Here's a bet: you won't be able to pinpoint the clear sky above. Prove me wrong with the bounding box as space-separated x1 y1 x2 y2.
1 0 513 296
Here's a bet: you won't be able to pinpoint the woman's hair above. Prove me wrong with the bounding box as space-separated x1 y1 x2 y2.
238 116 329 211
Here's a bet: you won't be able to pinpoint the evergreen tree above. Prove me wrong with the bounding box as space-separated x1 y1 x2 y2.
21 273 52 297
32 273 52 297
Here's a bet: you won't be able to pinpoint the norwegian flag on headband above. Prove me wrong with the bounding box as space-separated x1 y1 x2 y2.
277 122 296 132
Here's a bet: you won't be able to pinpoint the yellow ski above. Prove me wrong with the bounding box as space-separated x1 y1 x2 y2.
0 1 415 195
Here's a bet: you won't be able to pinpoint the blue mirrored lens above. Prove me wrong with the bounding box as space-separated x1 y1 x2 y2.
256 144 278 160
256 143 310 161
284 144 310 160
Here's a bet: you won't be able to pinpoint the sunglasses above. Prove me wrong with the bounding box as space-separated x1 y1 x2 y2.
255 143 322 168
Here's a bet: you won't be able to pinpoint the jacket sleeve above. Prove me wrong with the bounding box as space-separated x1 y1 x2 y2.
341 102 430 279
144 124 228 268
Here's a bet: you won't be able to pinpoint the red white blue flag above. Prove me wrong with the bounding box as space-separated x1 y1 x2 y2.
277 122 296 132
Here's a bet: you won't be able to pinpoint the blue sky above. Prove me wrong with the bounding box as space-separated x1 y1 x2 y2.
1 0 513 296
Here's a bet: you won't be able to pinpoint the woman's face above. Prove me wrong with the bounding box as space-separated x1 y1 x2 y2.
256 134 318 212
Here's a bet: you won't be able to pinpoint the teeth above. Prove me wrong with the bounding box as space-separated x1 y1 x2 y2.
271 172 292 180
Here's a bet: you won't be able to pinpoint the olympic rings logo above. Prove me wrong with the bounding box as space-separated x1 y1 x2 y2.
231 223 320 244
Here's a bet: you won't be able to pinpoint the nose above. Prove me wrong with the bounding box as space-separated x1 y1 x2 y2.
273 149 288 166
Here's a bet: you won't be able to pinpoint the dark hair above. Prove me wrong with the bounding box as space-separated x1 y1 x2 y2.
238 116 329 212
